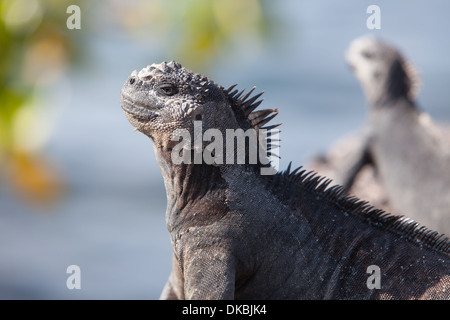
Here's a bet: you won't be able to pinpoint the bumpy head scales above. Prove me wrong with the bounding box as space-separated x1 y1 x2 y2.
136 61 218 105
121 61 219 118
121 61 280 149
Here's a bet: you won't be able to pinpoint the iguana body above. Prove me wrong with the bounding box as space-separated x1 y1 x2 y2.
121 61 450 300
339 36 450 235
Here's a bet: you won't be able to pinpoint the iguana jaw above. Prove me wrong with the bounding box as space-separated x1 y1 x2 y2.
345 36 385 103
121 96 159 120
121 71 160 121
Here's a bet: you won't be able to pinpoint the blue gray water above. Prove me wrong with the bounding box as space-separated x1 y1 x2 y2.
1 0 450 299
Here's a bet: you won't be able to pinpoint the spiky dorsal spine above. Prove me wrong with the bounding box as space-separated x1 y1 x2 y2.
403 60 421 101
274 163 450 255
223 84 281 154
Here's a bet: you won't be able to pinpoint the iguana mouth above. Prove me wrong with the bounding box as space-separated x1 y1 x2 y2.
121 97 158 120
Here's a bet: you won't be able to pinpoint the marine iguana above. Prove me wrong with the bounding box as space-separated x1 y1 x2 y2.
338 35 450 235
121 61 450 300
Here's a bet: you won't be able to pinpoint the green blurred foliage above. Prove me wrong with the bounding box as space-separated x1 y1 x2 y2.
0 0 84 153
114 0 277 71
0 0 85 207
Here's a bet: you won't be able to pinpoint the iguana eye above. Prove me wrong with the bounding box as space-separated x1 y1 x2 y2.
157 83 178 96
362 51 374 59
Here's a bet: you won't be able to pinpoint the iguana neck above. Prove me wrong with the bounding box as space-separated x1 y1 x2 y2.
365 78 412 108
153 144 229 233
366 60 416 109
369 96 419 121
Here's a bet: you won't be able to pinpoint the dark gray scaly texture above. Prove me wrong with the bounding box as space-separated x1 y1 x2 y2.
337 36 450 235
121 60 450 300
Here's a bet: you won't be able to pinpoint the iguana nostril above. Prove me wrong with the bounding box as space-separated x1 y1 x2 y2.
129 77 136 85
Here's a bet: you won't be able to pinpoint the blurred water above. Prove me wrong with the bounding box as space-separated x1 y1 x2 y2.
1 0 450 299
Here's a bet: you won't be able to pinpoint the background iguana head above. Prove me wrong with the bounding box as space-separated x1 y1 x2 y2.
346 35 420 105
121 61 279 162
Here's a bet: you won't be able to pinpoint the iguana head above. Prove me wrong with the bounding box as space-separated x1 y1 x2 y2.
121 61 279 168
346 36 419 105
121 61 224 145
